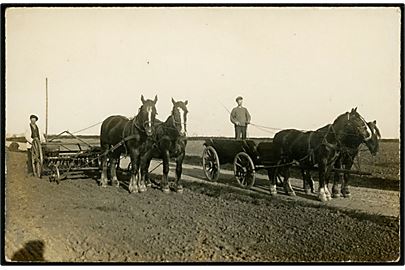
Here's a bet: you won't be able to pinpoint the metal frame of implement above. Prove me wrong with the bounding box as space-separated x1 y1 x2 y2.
30 131 137 184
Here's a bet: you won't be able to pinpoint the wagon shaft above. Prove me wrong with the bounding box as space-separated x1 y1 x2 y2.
331 168 372 176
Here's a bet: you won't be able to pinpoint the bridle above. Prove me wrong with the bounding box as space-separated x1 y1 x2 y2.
345 113 373 142
171 106 187 136
133 105 156 134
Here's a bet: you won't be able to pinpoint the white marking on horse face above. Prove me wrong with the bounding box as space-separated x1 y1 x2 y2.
178 107 186 134
362 117 373 141
147 107 152 128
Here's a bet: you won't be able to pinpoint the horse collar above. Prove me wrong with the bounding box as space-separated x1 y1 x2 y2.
133 116 146 133
323 124 341 149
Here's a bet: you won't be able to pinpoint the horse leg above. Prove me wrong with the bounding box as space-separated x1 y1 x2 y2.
341 160 353 198
301 168 312 195
324 166 333 201
99 144 109 187
161 150 170 193
308 173 315 194
110 155 120 187
267 168 277 195
301 168 306 189
332 158 342 198
318 161 329 202
174 152 185 193
332 171 343 198
282 167 296 196
144 158 152 187
128 149 140 194
139 151 152 193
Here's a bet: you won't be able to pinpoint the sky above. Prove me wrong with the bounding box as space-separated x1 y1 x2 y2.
5 7 401 138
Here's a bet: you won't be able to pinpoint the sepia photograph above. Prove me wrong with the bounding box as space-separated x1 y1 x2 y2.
2 4 403 263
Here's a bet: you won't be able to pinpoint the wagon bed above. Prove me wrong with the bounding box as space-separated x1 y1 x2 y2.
202 138 280 189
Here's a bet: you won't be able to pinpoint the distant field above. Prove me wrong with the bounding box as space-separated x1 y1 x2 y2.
6 136 400 181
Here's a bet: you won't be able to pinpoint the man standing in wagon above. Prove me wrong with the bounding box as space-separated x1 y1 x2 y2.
25 114 45 175
230 96 251 139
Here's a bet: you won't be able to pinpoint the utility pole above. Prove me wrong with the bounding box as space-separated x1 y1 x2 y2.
45 77 48 139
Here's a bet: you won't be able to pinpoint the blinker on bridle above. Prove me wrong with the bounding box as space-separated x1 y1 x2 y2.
347 112 372 142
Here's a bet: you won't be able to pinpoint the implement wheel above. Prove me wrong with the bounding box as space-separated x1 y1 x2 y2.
31 138 43 178
202 146 220 181
234 152 256 189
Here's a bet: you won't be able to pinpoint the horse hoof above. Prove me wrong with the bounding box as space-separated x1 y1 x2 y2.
139 186 147 193
332 193 341 198
318 194 328 202
112 180 120 187
342 193 351 198
176 186 184 193
100 182 108 188
269 185 277 195
162 187 170 193
285 187 296 196
146 182 152 188
128 185 138 194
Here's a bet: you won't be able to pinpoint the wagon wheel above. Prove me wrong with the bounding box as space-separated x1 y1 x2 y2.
31 138 43 178
234 152 256 189
202 146 220 181
49 163 61 184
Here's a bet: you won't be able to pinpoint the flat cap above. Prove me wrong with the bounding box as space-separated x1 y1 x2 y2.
30 114 38 120
235 96 243 102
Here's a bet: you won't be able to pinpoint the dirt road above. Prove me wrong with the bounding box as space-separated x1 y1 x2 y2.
4 151 400 262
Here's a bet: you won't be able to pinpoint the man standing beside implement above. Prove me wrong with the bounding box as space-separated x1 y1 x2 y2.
25 114 45 175
230 96 251 139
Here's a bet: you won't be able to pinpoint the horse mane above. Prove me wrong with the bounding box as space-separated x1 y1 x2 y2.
332 112 349 125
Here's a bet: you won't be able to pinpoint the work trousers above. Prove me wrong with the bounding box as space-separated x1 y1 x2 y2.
27 148 33 174
234 125 247 139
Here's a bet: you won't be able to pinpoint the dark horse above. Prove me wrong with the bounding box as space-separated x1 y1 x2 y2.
331 120 381 198
140 98 188 193
298 120 380 195
269 108 373 202
100 95 158 193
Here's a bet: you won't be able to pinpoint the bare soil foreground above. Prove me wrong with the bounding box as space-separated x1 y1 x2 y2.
5 150 400 263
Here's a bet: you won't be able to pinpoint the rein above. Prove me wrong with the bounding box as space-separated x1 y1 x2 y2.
132 115 151 133
303 124 340 164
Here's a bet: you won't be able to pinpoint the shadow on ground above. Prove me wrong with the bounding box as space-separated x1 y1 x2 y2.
183 155 400 192
11 240 46 262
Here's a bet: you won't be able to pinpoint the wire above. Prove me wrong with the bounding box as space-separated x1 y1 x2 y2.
72 121 103 134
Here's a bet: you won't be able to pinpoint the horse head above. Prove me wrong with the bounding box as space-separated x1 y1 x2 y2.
138 95 158 136
171 98 189 137
347 107 374 142
364 120 381 156
333 107 373 142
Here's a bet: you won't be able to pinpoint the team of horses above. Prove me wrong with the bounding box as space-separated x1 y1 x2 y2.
99 96 380 203
100 95 188 194
267 107 380 202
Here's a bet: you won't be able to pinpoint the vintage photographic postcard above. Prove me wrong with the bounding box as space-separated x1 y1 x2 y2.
3 4 402 264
